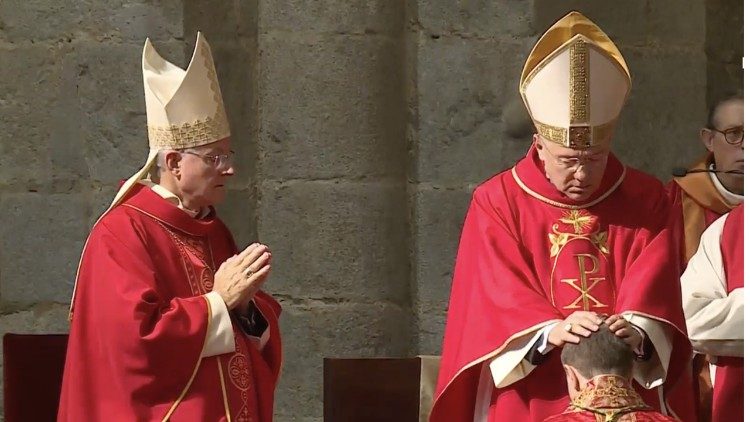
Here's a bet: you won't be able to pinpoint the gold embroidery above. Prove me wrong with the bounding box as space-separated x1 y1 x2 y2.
570 39 589 123
561 209 594 234
534 120 617 149
235 406 252 422
511 166 626 210
228 353 252 390
562 254 607 310
147 113 230 150
568 376 649 422
537 122 568 144
569 126 592 149
548 210 613 310
549 210 609 257
200 40 230 137
145 40 230 149
157 221 213 295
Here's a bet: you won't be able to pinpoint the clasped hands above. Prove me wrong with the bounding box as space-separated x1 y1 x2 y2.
212 243 272 311
548 311 643 352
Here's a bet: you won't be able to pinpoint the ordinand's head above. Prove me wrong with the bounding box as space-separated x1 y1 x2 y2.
560 322 634 399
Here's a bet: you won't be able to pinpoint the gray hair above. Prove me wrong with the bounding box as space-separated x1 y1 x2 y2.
149 147 203 182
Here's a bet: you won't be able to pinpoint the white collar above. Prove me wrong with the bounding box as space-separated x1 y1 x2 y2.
708 163 744 205
138 180 211 219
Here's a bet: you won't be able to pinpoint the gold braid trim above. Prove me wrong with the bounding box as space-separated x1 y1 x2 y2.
569 376 650 422
570 403 650 422
511 166 626 210
147 113 230 149
535 120 617 150
570 38 590 124
148 40 230 149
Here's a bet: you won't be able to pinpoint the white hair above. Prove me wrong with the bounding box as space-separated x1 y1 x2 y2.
149 147 202 182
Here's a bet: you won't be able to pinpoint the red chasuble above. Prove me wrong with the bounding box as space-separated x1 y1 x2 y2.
712 203 744 422
58 184 282 422
431 147 693 422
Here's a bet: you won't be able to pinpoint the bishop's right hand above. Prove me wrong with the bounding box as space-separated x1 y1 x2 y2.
548 311 604 347
213 243 272 310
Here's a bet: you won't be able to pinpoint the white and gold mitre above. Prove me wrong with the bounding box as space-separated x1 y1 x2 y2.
519 11 631 149
143 31 230 149
107 32 230 209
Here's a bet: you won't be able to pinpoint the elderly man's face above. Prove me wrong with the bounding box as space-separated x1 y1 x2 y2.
535 134 611 202
173 138 235 209
701 98 744 194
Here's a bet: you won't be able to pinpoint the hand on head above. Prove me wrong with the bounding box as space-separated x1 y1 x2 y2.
549 312 642 352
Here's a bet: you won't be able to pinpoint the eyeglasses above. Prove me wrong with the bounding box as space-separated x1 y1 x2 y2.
181 150 235 170
551 155 606 171
709 125 744 146
539 139 606 171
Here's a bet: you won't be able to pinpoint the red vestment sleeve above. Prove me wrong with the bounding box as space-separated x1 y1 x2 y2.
616 190 687 330
612 190 695 421
430 186 564 422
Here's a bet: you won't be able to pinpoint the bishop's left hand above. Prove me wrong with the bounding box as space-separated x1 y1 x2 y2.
605 314 643 352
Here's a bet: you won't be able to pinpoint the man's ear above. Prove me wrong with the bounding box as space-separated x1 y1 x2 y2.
563 364 582 395
700 128 715 152
533 134 546 159
164 151 182 176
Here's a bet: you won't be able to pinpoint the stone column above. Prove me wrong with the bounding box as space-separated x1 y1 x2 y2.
256 2 412 419
409 1 537 354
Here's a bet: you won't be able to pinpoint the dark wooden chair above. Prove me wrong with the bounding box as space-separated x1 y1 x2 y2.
3 333 68 422
323 356 440 422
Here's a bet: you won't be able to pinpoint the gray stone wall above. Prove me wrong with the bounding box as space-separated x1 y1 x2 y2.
706 0 743 104
0 0 184 419
0 1 742 420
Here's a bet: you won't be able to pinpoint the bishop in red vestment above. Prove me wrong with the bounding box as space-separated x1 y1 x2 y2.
430 12 694 422
58 33 282 422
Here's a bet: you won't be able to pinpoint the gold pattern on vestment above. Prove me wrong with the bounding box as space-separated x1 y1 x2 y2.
570 38 590 123
549 210 608 257
147 113 230 149
535 120 617 149
565 375 650 422
562 254 607 310
549 210 611 310
511 166 626 210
